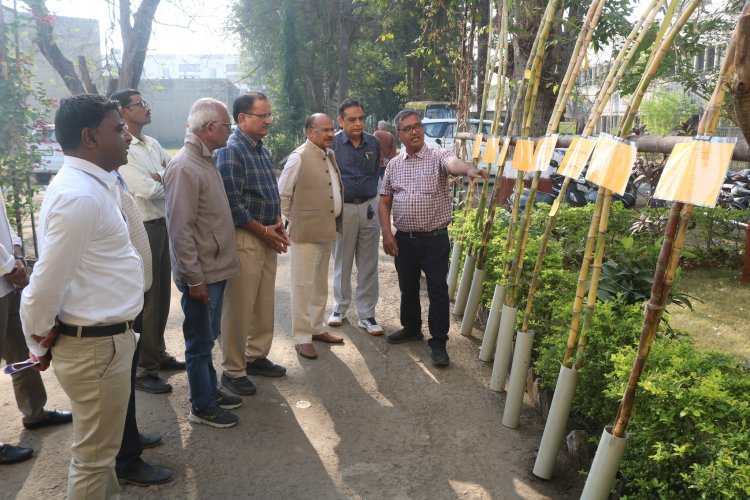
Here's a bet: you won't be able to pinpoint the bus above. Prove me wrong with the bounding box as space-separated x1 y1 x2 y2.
404 101 457 119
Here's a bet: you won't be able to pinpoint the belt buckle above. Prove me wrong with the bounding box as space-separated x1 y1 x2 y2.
409 231 417 239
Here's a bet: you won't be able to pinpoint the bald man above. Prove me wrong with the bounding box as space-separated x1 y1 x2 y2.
278 114 344 360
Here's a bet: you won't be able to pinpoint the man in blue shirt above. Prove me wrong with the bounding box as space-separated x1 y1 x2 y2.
328 98 383 335
217 92 291 397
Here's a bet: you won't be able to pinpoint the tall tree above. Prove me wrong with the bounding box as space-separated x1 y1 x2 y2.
25 0 162 94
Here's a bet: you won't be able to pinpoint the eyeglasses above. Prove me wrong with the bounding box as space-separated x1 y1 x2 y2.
123 99 148 109
398 123 423 134
243 112 273 121
207 122 232 131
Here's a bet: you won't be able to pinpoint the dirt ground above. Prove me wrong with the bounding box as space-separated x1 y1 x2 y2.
1 248 581 499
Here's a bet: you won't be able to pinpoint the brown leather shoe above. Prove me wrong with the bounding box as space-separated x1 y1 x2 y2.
295 343 318 359
312 332 344 344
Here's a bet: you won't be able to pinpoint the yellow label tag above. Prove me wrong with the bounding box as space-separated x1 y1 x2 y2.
558 137 596 178
524 69 532 80
483 137 500 164
512 139 535 172
653 138 736 207
532 135 559 172
549 198 561 217
471 133 483 159
585 134 636 194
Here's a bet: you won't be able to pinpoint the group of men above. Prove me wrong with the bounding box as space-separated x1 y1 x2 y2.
2 89 484 498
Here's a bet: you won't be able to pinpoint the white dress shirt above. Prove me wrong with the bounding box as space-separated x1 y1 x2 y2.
21 156 144 356
119 133 171 221
0 189 23 298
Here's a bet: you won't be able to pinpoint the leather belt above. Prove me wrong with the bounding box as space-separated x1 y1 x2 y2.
59 321 134 338
397 228 448 238
144 218 166 225
345 197 374 205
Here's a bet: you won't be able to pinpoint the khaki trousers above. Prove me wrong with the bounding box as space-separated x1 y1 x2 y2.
290 241 333 344
53 329 135 500
0 290 46 422
221 228 277 377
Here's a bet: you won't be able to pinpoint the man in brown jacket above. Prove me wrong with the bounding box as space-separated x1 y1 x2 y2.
165 98 243 427
278 113 344 359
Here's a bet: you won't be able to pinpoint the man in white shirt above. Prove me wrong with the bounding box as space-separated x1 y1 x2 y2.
110 89 183 396
278 113 344 360
0 191 72 465
21 94 144 499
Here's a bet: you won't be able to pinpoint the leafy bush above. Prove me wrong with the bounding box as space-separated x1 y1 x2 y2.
606 339 750 499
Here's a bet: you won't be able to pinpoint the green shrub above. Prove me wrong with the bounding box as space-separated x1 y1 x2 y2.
606 339 750 499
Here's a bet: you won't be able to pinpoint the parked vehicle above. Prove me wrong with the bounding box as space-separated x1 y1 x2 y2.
718 169 750 209
404 101 456 119
414 118 494 154
31 125 64 184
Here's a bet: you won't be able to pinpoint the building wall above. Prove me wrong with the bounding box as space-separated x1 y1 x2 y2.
139 78 241 149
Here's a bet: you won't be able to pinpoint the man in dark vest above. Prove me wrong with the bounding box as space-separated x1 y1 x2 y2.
278 113 344 359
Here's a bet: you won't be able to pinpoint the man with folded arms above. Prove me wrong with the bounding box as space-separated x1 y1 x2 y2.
21 94 142 498
379 109 487 367
165 98 243 428
0 191 71 465
279 113 344 360
110 88 185 396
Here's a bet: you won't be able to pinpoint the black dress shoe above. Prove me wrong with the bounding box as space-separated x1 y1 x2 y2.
159 355 186 371
429 340 450 367
246 358 286 378
221 373 256 396
387 328 424 344
117 460 173 486
23 409 73 430
0 443 33 465
139 433 162 449
135 376 173 394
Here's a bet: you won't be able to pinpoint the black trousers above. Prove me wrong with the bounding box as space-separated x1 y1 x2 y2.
394 231 450 344
115 309 144 474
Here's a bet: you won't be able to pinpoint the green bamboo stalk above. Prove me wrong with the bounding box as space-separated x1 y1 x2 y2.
611 10 740 438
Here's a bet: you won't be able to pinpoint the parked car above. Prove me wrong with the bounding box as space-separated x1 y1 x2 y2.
400 118 495 154
31 125 64 184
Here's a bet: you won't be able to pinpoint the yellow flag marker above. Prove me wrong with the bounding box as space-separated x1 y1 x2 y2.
585 133 637 195
532 134 559 172
472 133 483 160
653 136 736 207
558 136 596 178
512 139 536 172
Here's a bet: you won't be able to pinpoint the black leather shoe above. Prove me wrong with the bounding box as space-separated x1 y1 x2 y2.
246 358 286 378
159 355 186 371
23 409 73 430
0 443 33 464
429 341 450 367
139 433 162 449
387 328 424 344
221 373 256 396
117 460 173 486
135 376 173 394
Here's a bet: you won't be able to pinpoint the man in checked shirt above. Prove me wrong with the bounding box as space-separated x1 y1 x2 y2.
217 92 291 397
379 109 487 366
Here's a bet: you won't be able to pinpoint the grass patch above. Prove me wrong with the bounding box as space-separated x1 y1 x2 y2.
668 268 750 363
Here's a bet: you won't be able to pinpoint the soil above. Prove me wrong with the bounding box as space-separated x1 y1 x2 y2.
1 249 582 499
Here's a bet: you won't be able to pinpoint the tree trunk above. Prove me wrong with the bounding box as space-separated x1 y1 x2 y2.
337 0 357 103
731 2 750 145
475 0 490 106
117 0 161 91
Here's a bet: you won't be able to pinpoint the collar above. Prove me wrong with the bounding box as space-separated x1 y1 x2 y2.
235 128 263 149
305 139 333 158
405 143 429 159
184 133 214 158
338 130 370 147
64 156 118 189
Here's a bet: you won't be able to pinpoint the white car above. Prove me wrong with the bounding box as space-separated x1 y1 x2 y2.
31 125 64 184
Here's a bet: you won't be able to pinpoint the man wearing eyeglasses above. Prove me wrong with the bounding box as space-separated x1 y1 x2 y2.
217 92 291 397
110 89 185 397
379 109 487 367
278 114 344 360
